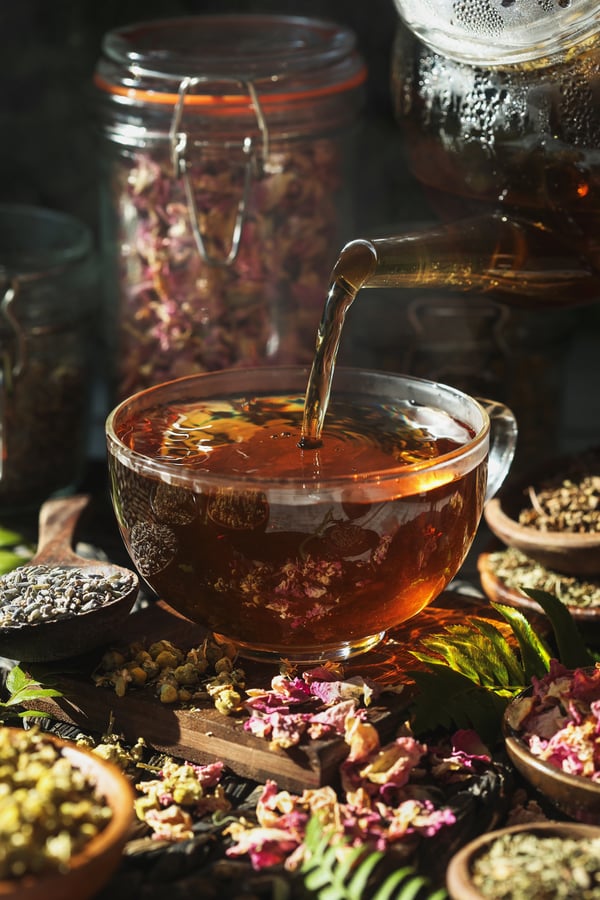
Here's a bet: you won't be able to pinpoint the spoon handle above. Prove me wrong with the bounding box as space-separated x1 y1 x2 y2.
32 494 91 566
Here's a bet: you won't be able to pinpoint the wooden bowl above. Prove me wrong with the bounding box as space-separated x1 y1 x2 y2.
477 547 600 643
0 728 134 900
502 678 600 824
484 448 600 576
0 577 139 663
446 821 600 900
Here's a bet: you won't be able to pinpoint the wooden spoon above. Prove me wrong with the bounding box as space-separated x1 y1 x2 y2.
0 494 139 662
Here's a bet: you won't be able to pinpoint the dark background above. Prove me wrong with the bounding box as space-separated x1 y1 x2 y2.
1 0 599 471
0 0 411 238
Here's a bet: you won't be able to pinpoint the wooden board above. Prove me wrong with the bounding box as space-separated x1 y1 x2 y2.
24 593 499 793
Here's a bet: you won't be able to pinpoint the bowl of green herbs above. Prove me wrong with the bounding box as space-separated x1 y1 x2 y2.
446 820 600 900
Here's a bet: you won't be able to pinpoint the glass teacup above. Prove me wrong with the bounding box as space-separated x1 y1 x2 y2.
105 366 516 664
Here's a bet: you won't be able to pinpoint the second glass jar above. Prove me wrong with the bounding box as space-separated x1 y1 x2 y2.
95 14 366 401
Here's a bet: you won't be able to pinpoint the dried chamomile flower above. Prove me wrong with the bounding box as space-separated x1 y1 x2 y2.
134 757 231 842
93 634 244 714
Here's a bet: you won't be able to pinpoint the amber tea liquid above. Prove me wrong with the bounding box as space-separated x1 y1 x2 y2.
109 390 485 662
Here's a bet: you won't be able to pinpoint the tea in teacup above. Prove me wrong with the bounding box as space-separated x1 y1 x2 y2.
106 366 510 663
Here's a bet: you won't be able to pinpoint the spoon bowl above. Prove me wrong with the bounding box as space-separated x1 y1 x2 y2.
0 495 139 662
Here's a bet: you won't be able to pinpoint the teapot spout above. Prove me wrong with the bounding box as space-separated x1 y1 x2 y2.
338 214 600 308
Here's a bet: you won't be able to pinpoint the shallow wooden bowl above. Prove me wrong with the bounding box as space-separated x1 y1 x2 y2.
0 728 134 899
0 573 139 663
484 449 600 576
477 547 600 643
502 681 600 824
446 820 600 900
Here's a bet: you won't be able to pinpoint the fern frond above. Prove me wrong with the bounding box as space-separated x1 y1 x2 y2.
299 816 448 900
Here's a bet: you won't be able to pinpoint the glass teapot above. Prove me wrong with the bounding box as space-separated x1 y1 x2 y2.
301 2 600 448
326 1 600 310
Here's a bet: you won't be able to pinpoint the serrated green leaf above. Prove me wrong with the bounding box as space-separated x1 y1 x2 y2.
491 601 551 681
467 618 526 686
524 589 595 669
412 620 524 689
411 635 484 682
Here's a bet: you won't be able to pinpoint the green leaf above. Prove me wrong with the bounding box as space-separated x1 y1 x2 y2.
5 665 28 695
411 619 525 690
491 602 551 681
523 589 595 669
339 849 384 900
300 816 446 900
373 869 422 900
0 550 28 575
1 665 63 716
0 526 26 547
11 685 63 702
467 618 528 686
408 666 510 745
395 875 430 900
15 709 51 719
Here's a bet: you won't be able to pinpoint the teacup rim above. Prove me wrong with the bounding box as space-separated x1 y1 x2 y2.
105 365 491 492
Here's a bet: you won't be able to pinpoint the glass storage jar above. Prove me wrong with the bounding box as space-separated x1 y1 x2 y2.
0 204 95 512
94 14 366 402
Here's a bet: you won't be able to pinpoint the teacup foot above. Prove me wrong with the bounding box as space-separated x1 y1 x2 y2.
212 630 386 667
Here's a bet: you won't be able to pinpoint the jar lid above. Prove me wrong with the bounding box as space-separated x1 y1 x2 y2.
95 14 367 108
0 204 91 278
0 204 94 331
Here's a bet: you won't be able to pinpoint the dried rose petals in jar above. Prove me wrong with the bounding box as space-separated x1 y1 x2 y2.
94 14 366 401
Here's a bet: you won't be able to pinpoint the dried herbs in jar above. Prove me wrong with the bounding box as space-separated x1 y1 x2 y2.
0 204 95 511
95 14 365 400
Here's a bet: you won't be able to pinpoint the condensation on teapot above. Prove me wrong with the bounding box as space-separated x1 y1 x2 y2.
393 0 600 65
